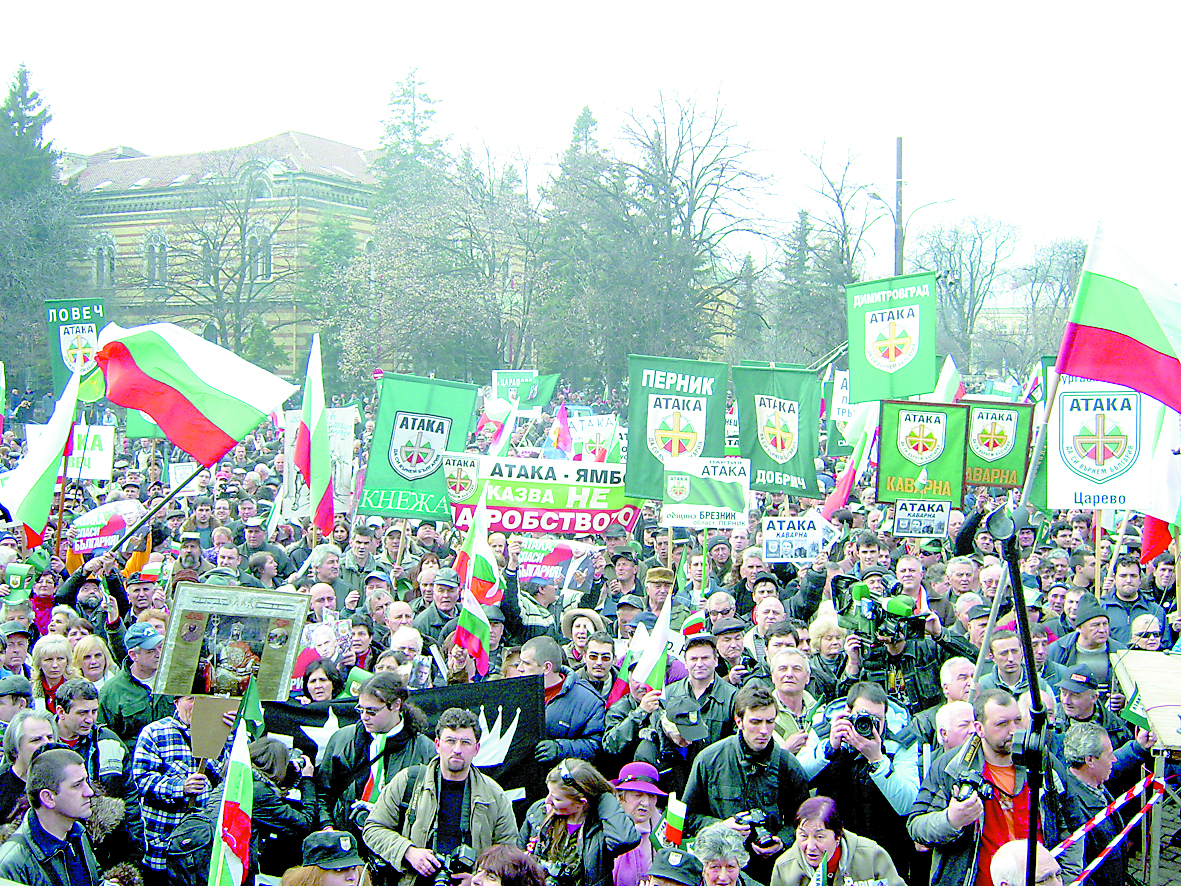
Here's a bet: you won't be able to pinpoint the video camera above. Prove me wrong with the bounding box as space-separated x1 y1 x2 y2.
831 575 926 644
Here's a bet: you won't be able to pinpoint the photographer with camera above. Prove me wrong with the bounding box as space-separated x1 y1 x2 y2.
797 681 920 881
907 688 1083 886
682 684 809 885
837 572 976 717
364 708 518 886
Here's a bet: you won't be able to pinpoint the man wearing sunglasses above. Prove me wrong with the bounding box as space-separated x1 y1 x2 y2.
1101 556 1166 645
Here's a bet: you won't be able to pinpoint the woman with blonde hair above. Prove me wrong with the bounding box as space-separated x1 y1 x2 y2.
808 611 847 702
31 634 80 714
517 759 639 886
72 634 117 690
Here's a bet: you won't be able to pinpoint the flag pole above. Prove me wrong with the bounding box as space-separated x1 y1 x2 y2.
56 420 95 559
106 462 206 557
1015 368 1061 510
1105 510 1132 582
1094 510 1103 596
51 434 73 559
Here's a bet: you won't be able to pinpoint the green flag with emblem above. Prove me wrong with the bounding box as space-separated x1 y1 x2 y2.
846 272 937 403
962 400 1034 489
625 355 728 500
358 374 478 519
732 364 822 495
876 400 969 507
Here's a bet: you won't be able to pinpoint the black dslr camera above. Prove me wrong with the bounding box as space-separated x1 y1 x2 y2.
433 845 477 886
850 711 879 739
734 809 779 851
951 769 994 803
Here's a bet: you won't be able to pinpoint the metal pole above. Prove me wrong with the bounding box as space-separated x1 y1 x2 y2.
894 136 904 276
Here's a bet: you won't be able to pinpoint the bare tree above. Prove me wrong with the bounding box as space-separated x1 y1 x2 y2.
766 152 883 364
909 216 1019 372
145 154 299 356
974 237 1085 375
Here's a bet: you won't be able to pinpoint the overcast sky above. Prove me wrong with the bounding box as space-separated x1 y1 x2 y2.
6 2 1179 281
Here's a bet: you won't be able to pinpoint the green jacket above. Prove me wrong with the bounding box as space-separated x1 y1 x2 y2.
97 662 173 747
0 809 103 886
362 757 518 886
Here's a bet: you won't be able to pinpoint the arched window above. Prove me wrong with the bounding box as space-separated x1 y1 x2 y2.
93 235 116 289
145 232 168 286
202 239 218 287
247 228 272 281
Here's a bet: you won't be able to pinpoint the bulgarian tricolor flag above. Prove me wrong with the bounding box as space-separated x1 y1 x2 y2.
455 587 492 676
95 323 297 467
294 334 334 536
1056 228 1181 525
1057 227 1181 415
0 371 80 546
207 720 253 886
453 489 503 604
1141 517 1178 565
632 594 672 690
920 355 966 403
664 792 687 845
822 400 879 520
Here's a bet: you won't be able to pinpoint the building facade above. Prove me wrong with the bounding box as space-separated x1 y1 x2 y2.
65 131 378 376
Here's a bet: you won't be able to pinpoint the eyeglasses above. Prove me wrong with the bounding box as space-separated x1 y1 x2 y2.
1135 631 1161 639
707 608 734 617
355 704 387 717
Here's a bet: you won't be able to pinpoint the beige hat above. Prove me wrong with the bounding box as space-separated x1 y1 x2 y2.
561 607 606 639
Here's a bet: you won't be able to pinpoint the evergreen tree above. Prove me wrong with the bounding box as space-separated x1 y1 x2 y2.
0 67 83 390
0 65 57 199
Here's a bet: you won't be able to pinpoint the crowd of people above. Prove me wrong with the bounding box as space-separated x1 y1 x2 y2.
0 398 1168 886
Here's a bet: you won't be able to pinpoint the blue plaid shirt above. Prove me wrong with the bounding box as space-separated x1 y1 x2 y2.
132 716 227 871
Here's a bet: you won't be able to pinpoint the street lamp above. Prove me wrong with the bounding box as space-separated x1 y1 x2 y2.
869 137 951 276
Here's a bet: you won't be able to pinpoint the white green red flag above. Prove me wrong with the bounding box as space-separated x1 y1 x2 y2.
453 489 503 604
94 323 297 467
632 594 671 689
920 355 965 403
207 720 253 886
605 622 649 706
0 371 79 546
664 792 687 845
1057 227 1181 414
294 334 334 536
455 587 492 675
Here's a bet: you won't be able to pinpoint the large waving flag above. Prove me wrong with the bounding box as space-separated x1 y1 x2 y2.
294 335 334 536
0 372 80 546
1056 227 1181 414
453 489 503 604
207 720 253 886
95 323 297 467
455 587 492 675
821 400 879 519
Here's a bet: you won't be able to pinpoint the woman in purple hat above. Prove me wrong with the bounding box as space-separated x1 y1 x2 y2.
611 762 666 886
